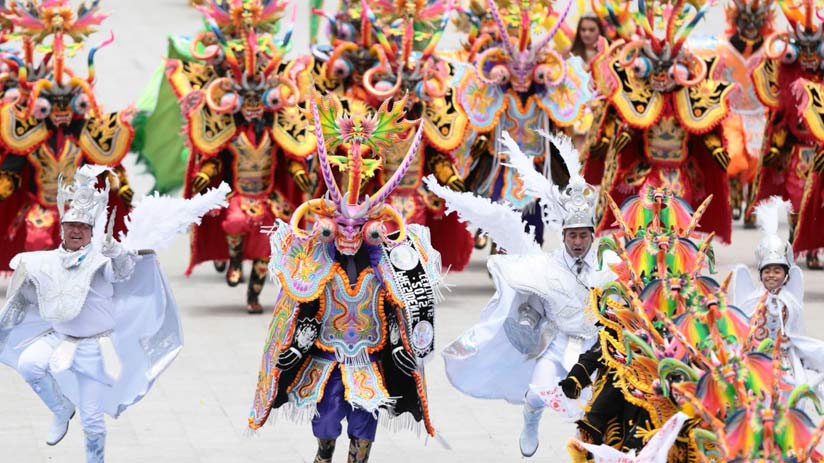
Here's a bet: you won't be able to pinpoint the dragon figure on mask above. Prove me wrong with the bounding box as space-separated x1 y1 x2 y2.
163 0 317 313
310 0 475 271
247 92 444 463
0 0 135 272
690 0 775 227
582 0 735 245
451 0 593 251
749 0 824 269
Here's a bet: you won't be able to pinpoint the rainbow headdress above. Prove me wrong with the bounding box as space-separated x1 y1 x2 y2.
4 0 113 120
289 93 423 251
586 185 824 460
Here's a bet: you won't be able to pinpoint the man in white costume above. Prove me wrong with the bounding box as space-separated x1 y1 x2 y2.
730 197 824 397
430 131 618 458
0 166 228 462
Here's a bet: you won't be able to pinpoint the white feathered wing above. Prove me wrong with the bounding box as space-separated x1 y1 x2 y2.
423 176 539 256
118 183 231 252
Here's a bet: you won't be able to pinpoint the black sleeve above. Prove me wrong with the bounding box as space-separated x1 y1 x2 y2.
1 153 26 172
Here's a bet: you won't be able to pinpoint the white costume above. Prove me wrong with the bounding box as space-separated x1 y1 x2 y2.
728 197 824 398
427 131 617 458
0 166 228 462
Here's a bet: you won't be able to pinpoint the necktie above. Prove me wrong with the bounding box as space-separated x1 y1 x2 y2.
575 258 584 275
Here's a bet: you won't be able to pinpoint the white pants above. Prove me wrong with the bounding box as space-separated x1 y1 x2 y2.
525 333 593 409
18 333 108 435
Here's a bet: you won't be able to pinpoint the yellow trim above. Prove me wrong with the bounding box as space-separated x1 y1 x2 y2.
673 83 733 134
0 105 48 154
751 58 780 109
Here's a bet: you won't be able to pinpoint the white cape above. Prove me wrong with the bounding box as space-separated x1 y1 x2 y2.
442 250 616 405
0 254 183 417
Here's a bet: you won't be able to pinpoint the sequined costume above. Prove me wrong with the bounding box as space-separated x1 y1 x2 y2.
749 0 824 269
247 94 443 463
0 1 135 272
164 0 317 312
452 0 592 246
690 0 775 224
582 0 734 244
309 1 474 271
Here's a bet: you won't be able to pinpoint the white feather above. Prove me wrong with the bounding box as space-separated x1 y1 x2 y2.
118 182 231 252
423 176 539 256
499 131 559 207
536 129 581 179
754 196 791 236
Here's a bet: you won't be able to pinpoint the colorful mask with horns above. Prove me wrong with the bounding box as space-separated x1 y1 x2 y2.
356 0 453 104
290 93 424 255
472 0 576 94
726 0 775 41
613 0 712 93
5 0 113 124
194 0 304 121
765 0 824 71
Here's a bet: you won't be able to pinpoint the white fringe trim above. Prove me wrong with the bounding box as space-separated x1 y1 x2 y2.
334 347 372 366
377 409 423 437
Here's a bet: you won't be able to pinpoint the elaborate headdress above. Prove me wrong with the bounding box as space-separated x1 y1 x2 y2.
753 197 793 270
289 93 424 254
500 130 596 231
359 0 453 101
612 0 712 91
724 0 776 38
193 0 304 118
57 164 109 226
473 0 574 92
5 0 113 120
764 0 824 70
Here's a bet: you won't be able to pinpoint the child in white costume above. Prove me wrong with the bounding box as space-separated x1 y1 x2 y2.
0 166 228 462
430 132 618 458
729 197 824 398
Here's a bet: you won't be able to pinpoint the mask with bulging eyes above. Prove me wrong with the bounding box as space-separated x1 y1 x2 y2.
735 10 765 41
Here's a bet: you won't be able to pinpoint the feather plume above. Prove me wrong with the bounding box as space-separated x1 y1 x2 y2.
119 182 231 252
536 129 581 179
423 176 539 255
754 196 791 237
499 131 559 207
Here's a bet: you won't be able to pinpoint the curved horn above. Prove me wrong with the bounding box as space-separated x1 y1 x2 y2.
191 32 223 61
310 96 343 205
673 56 707 87
363 48 402 100
204 77 239 114
68 77 103 118
377 203 407 244
370 121 425 205
24 79 52 118
657 358 699 398
764 31 790 60
325 41 359 79
618 39 645 67
290 198 326 238
475 46 511 85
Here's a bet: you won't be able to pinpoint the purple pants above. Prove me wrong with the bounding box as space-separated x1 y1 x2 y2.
312 367 378 440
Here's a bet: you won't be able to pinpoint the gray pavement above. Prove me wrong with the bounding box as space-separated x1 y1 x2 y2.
0 1 821 462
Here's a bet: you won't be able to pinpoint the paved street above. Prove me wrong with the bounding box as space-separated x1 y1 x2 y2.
0 1 820 462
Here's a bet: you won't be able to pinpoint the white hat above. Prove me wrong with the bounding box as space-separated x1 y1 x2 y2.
754 197 793 270
561 176 597 230
57 165 110 226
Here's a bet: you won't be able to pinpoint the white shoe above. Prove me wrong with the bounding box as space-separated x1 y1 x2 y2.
46 409 75 446
519 403 543 457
